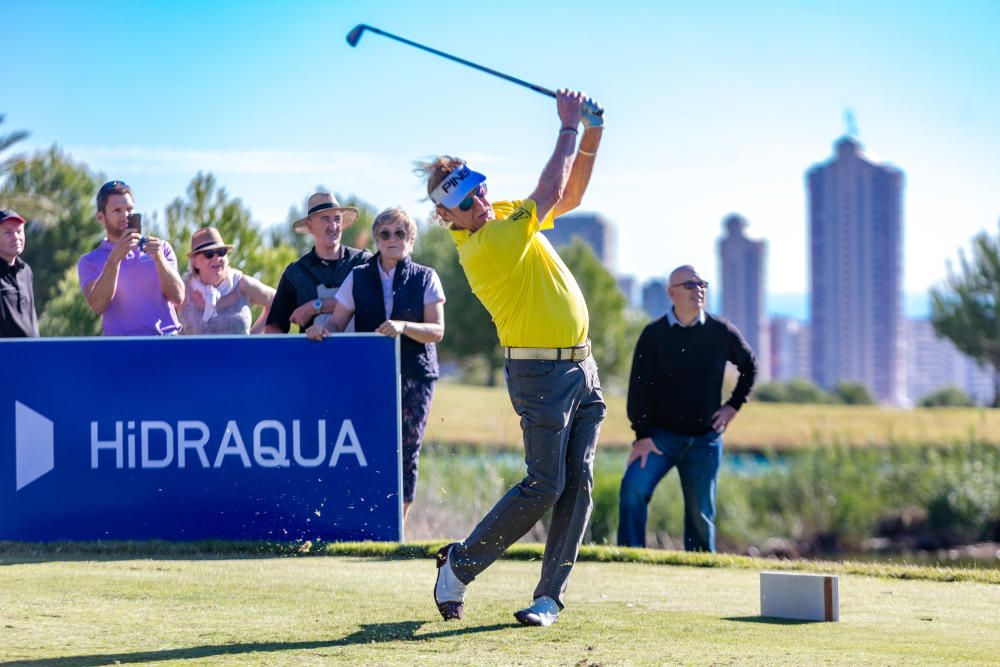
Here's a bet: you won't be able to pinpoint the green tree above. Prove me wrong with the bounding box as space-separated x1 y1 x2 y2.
412 222 502 384
164 172 297 291
1 147 102 314
37 265 101 337
0 113 29 174
930 224 1000 406
558 238 646 386
831 381 875 405
753 379 834 404
753 381 789 402
0 116 68 226
919 386 975 407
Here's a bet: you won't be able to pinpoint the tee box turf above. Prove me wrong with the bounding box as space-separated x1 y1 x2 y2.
760 571 840 622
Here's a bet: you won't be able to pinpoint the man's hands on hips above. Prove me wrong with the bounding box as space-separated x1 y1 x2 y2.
627 437 663 469
712 404 738 433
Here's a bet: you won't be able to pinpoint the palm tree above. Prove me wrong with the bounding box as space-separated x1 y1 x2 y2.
0 113 29 173
0 114 62 225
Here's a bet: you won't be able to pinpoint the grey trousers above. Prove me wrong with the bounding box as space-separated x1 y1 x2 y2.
450 354 606 608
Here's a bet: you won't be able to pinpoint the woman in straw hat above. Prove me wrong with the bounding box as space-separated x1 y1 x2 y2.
179 227 276 335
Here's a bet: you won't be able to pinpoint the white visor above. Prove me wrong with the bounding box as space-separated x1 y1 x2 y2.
430 164 486 208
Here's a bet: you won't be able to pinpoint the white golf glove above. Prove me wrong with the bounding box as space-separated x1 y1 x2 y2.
581 97 604 129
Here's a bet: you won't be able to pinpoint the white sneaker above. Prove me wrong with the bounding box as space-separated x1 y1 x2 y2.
514 595 560 627
434 543 466 620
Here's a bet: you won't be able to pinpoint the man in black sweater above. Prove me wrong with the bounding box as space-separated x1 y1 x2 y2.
618 265 757 551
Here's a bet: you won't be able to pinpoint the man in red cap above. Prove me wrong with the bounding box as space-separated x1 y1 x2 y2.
0 209 39 337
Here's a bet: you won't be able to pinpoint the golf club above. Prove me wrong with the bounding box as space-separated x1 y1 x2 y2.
347 23 592 108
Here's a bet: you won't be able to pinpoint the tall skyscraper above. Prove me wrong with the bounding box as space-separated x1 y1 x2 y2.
718 214 769 380
641 278 670 319
616 274 638 309
770 316 811 382
808 136 905 403
540 212 615 270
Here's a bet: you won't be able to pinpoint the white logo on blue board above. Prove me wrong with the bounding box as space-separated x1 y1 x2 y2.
15 401 54 491
89 419 368 469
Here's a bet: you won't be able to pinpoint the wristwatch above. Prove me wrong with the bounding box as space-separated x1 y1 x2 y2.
312 298 323 314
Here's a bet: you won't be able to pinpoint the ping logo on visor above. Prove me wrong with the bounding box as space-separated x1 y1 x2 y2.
430 165 486 209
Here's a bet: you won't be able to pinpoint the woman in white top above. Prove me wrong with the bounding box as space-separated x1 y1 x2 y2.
306 208 445 519
179 227 275 335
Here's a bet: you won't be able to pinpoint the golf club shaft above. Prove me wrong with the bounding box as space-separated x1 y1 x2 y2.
348 24 557 99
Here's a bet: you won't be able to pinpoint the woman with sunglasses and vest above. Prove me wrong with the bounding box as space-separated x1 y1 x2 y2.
306 207 445 521
179 227 276 335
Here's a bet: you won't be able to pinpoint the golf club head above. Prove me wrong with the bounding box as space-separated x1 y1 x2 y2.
346 24 368 47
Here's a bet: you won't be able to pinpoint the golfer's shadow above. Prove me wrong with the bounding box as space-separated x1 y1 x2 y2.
0 620 510 667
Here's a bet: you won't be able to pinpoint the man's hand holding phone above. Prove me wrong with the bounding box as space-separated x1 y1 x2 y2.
126 213 147 252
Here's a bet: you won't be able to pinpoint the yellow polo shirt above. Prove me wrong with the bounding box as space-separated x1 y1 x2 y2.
449 199 589 348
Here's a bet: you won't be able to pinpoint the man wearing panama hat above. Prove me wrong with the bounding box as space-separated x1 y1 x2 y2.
265 192 372 333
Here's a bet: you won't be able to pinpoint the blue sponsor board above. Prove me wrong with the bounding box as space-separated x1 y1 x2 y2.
0 335 402 542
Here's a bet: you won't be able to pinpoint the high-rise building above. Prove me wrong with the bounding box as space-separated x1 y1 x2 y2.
770 316 811 382
718 214 769 380
540 212 615 270
808 137 905 404
641 278 670 319
905 318 994 405
616 275 638 309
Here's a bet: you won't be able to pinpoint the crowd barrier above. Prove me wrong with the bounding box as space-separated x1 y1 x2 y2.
0 334 403 542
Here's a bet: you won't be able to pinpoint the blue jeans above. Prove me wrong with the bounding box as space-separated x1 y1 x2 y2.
617 428 722 552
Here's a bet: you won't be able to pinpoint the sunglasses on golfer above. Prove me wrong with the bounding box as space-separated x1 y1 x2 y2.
458 184 487 212
672 279 709 290
377 229 408 241
199 248 229 259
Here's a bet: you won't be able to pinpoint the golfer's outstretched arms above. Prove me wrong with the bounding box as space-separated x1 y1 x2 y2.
530 89 585 221
553 97 604 219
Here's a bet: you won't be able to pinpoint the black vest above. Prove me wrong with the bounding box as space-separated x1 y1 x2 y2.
352 255 440 380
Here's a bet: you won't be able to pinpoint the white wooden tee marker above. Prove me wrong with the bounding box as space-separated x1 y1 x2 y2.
760 571 840 622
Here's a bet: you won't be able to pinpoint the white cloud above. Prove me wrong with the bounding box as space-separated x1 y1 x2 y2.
64 145 383 175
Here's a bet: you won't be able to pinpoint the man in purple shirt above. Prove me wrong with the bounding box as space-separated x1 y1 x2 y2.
78 180 185 335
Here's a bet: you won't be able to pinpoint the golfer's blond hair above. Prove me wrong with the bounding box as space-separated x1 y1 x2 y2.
414 155 465 226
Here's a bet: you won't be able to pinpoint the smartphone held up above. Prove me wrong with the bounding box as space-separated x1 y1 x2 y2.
126 213 147 252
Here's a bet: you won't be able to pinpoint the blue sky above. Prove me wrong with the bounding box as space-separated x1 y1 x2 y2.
4 1 999 306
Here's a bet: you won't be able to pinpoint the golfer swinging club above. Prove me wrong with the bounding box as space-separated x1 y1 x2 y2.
421 89 606 627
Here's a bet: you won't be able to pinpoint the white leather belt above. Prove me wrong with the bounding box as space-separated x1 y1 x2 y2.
505 340 591 362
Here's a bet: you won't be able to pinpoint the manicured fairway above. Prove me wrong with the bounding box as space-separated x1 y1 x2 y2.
1 554 997 666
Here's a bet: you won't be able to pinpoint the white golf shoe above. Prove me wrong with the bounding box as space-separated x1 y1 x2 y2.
514 595 560 627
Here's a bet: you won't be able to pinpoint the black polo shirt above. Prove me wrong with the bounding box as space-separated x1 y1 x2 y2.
266 246 373 333
0 257 39 337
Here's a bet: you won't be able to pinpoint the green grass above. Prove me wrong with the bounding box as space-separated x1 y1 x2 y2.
429 382 1000 450
3 541 996 584
0 546 997 666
